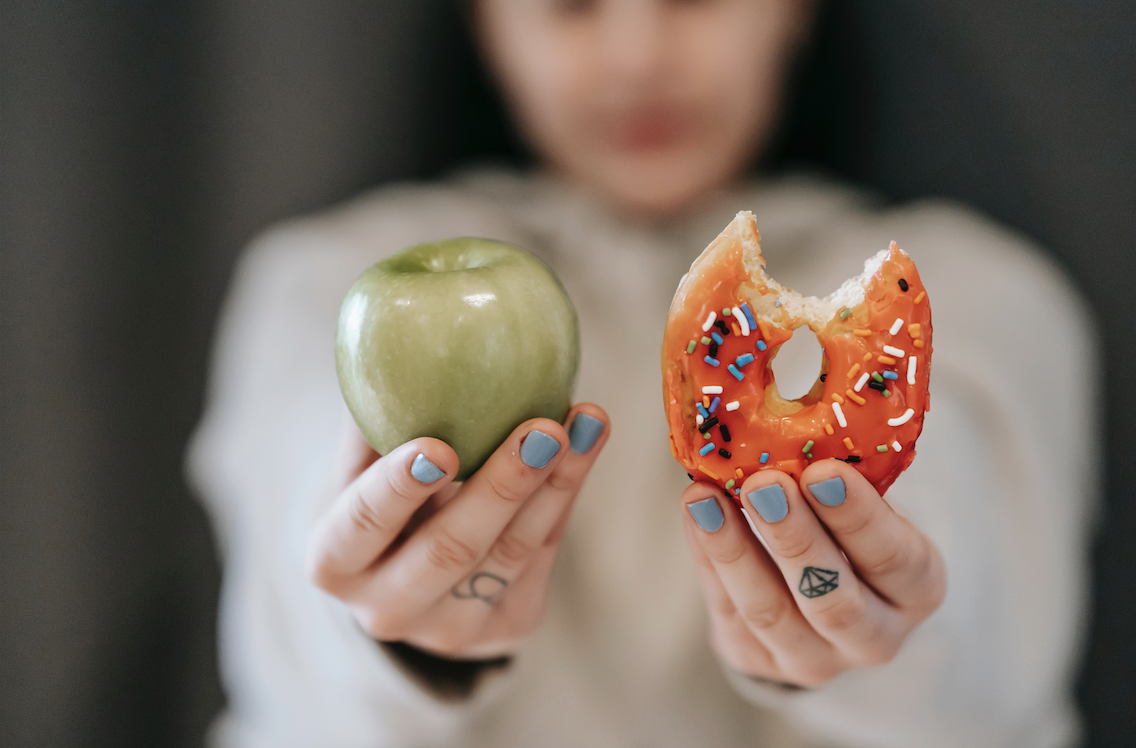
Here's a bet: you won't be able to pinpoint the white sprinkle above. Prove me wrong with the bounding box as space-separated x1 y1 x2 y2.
891 440 903 452
888 408 916 426
732 306 750 336
908 355 917 385
889 317 904 335
883 344 905 357
696 414 704 425
854 372 870 392
702 385 723 394
725 400 740 411
831 402 848 428
702 311 717 332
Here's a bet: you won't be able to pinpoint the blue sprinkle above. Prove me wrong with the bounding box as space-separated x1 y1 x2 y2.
882 371 899 380
696 403 709 418
735 487 741 495
709 396 721 413
756 340 767 352
728 364 744 381
760 452 769 463
774 300 781 307
740 303 757 329
704 356 720 367
699 442 716 456
735 353 754 367
711 332 724 345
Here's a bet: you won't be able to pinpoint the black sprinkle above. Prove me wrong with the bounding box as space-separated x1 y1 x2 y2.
687 473 695 481
898 278 909 292
718 448 732 459
845 455 862 463
819 373 827 382
868 380 887 392
713 319 729 334
719 424 731 442
698 416 719 434
709 342 719 358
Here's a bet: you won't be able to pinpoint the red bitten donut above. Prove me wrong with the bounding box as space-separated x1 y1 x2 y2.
662 211 932 499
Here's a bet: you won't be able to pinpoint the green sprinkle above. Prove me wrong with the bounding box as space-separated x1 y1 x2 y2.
883 389 891 397
687 340 697 354
806 452 814 459
701 336 712 345
723 307 732 316
871 371 884 383
704 432 712 439
725 479 736 490
877 444 888 453
802 440 815 453
839 307 850 320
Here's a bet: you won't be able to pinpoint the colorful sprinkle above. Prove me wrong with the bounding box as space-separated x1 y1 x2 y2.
883 389 891 397
736 468 744 479
696 413 704 426
709 396 721 413
700 465 720 480
714 320 729 334
711 331 724 345
702 385 722 395
806 452 814 459
696 403 709 417
871 371 884 383
700 442 716 456
899 278 909 292
732 307 751 336
847 363 861 379
854 372 871 392
843 437 855 450
889 318 904 335
686 340 697 354
908 323 921 338
704 432 711 439
727 364 744 381
845 455 862 463
774 300 781 307
831 392 845 404
718 448 732 459
883 345 905 357
877 355 897 365
883 371 899 380
756 340 767 351
888 408 915 426
832 402 848 428
735 353 754 367
698 416 719 434
722 307 732 316
725 400 740 411
914 339 925 348
824 423 835 436
802 440 815 453
740 303 757 329
839 307 851 320
760 452 769 463
868 380 886 392
704 356 720 367
853 329 873 337
908 356 917 384
700 336 712 345
702 311 717 332
720 424 731 442
729 322 740 336
725 479 735 490
846 389 866 405
708 342 719 358
891 441 902 452
877 444 888 453
863 352 873 362
914 291 926 304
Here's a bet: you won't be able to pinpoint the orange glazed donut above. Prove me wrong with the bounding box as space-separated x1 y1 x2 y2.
662 211 932 499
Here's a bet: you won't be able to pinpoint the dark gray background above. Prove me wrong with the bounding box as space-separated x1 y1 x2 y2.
2 1 1133 746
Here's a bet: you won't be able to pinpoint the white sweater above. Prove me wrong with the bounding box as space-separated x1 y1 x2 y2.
187 169 1099 748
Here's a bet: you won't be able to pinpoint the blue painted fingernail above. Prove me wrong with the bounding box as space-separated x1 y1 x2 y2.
808 477 846 506
568 413 604 454
747 483 788 523
521 430 560 468
687 497 724 532
410 453 445 484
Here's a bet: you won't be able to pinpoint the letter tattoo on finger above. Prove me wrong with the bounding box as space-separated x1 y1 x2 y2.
451 571 509 605
799 567 839 598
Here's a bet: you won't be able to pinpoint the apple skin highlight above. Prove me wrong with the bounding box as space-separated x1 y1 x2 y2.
336 238 580 480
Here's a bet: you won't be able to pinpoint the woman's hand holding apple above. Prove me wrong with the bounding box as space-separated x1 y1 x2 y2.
307 405 609 660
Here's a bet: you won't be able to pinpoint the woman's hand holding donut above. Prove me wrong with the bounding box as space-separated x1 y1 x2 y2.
307 405 609 660
682 459 946 687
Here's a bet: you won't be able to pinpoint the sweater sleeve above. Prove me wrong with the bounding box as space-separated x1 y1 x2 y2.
723 203 1100 748
186 187 530 748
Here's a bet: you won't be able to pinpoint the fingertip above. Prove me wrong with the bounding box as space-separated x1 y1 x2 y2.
741 471 795 525
800 459 878 504
685 494 726 533
401 437 459 484
565 404 609 455
516 418 568 470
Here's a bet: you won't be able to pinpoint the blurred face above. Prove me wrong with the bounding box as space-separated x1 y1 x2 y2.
476 0 813 217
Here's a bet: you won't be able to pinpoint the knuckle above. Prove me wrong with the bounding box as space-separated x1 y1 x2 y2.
542 467 579 494
706 537 749 566
739 597 791 631
810 593 866 633
418 628 470 657
860 542 911 580
774 533 816 562
488 531 537 568
347 491 395 537
484 468 530 505
711 593 739 621
355 607 404 642
424 526 481 573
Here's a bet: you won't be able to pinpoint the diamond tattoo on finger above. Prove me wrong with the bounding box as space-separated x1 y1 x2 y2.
799 567 839 598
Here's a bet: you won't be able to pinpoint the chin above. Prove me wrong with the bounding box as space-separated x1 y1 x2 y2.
601 163 733 219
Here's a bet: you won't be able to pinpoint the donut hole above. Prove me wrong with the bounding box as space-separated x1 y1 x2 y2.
768 326 826 405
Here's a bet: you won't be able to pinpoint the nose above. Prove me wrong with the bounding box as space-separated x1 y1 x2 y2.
598 0 668 88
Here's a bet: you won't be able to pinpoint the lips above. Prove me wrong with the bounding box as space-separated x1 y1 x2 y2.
603 107 695 151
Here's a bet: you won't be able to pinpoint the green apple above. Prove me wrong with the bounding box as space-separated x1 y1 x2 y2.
335 237 580 480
